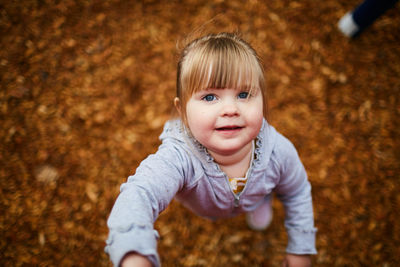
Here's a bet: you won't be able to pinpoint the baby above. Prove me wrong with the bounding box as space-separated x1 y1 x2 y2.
105 32 317 267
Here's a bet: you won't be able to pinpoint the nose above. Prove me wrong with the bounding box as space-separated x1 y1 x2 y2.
221 99 239 117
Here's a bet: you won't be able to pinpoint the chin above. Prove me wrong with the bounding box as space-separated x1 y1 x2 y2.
213 143 248 155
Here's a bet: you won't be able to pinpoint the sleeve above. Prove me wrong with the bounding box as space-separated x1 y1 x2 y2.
273 136 317 255
105 142 188 267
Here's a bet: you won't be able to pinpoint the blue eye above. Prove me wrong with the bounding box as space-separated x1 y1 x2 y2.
202 94 216 101
238 92 249 99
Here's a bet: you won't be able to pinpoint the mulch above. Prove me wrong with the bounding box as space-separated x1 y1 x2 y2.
1 0 399 266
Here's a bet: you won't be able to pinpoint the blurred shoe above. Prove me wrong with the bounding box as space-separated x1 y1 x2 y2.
338 0 399 38
246 196 273 231
338 12 360 37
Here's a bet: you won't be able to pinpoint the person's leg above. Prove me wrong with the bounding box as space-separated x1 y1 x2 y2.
246 195 273 231
338 0 399 37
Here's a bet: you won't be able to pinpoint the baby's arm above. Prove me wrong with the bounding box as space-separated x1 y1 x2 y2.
121 252 152 267
273 135 317 257
282 254 312 267
105 143 188 267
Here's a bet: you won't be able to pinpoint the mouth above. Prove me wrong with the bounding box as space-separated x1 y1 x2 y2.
216 126 244 131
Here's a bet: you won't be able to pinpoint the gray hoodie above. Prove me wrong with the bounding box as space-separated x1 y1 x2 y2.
105 119 317 266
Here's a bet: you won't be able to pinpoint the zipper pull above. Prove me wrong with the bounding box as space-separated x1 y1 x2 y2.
234 196 240 207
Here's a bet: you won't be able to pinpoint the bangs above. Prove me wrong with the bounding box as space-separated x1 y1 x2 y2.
180 41 264 98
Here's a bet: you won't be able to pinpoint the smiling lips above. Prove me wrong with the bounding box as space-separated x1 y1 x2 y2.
216 125 244 131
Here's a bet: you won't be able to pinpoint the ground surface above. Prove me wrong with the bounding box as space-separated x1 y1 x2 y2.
1 0 399 266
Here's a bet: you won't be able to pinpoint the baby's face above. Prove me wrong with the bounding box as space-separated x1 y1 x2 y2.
186 87 263 158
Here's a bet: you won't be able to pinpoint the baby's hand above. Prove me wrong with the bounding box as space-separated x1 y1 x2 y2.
281 254 311 267
121 252 152 267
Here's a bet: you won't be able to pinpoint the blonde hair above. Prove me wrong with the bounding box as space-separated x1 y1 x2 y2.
176 32 268 124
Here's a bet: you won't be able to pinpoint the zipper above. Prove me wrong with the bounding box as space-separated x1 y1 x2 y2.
231 166 253 208
226 141 255 208
234 194 240 207
226 169 252 208
224 174 241 207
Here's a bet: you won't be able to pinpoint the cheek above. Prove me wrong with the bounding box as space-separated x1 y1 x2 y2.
187 102 213 124
248 100 264 118
186 109 216 142
246 101 264 130
187 119 208 144
187 108 205 134
188 112 211 130
186 106 200 126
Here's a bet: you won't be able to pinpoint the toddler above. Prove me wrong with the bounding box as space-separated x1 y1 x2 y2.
105 32 317 267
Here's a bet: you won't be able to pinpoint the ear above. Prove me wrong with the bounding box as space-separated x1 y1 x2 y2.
174 97 181 115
